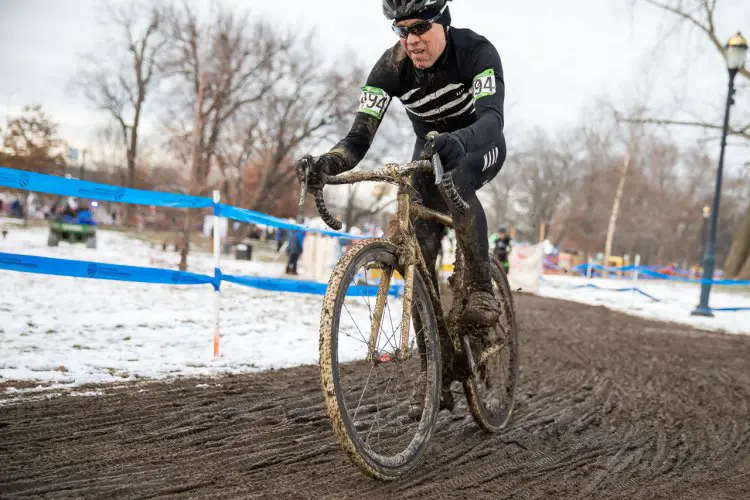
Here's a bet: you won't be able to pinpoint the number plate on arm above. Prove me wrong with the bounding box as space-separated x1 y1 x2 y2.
357 86 391 120
472 69 497 100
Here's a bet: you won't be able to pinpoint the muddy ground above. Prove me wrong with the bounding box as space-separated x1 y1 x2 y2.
1 294 749 499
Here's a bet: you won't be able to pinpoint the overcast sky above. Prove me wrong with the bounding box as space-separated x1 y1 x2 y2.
0 0 748 169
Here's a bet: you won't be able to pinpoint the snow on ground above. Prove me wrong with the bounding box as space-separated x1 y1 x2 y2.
539 274 750 335
2 226 749 395
1 227 383 392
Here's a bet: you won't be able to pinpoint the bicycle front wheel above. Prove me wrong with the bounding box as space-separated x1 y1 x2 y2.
319 238 441 480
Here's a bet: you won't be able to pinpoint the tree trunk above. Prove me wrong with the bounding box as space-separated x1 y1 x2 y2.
178 70 205 272
737 251 750 280
604 152 631 261
178 209 195 271
723 202 750 278
124 149 136 226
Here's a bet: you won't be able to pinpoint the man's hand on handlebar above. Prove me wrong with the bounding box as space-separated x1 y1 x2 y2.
296 154 338 191
433 132 466 173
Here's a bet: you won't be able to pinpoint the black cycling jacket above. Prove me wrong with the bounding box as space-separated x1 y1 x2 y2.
326 27 505 173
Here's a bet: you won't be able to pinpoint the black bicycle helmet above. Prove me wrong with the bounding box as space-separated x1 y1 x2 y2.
382 0 450 21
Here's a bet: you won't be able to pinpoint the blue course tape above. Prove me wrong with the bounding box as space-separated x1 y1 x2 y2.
0 252 214 286
222 273 402 297
217 204 365 240
709 307 750 312
637 268 750 286
571 284 661 302
0 166 366 239
0 166 212 208
570 262 750 286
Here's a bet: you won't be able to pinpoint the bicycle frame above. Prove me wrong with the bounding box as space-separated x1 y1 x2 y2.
300 159 465 374
325 163 465 369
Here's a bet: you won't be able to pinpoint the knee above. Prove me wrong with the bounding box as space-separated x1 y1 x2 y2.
449 164 478 202
497 134 507 167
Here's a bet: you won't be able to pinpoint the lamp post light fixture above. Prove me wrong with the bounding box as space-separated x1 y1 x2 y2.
692 32 748 317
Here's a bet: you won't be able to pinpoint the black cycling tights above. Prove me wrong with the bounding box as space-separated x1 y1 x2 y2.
410 134 507 292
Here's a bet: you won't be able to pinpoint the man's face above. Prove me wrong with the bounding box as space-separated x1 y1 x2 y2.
396 19 447 70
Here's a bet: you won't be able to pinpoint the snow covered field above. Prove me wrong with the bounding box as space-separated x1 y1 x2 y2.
0 228 378 392
2 227 748 394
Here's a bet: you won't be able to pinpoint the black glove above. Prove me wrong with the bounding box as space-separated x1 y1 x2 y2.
297 154 337 191
433 132 466 172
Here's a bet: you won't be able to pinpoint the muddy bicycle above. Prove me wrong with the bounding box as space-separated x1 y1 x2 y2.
297 133 519 480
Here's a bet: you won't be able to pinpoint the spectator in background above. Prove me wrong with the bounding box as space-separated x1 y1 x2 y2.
285 223 306 276
276 228 287 252
490 227 511 273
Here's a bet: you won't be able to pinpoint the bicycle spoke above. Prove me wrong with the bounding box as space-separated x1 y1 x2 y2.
342 303 370 346
324 241 444 476
352 363 375 422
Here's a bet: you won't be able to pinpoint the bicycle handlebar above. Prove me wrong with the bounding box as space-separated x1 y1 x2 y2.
298 132 469 231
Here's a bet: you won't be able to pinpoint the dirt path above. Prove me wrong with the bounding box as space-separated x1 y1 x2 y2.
1 294 749 499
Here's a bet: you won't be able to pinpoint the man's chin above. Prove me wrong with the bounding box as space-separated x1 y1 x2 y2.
411 57 434 69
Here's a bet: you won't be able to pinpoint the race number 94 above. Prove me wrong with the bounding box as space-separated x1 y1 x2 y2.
472 69 496 100
358 86 391 120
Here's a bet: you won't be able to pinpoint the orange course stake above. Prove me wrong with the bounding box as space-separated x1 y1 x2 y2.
213 325 220 359
212 189 222 361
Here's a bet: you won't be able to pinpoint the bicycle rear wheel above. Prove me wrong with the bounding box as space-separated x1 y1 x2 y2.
320 238 441 480
463 255 519 432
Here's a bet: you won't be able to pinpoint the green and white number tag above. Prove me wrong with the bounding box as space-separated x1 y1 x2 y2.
358 86 391 120
472 69 496 100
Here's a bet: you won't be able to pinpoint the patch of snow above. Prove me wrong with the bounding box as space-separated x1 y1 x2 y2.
538 274 750 335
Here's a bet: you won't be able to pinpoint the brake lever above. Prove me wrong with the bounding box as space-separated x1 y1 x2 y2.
297 156 312 207
424 131 443 185
432 153 444 185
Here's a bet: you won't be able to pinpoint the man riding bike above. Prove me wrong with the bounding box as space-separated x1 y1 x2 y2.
296 0 507 409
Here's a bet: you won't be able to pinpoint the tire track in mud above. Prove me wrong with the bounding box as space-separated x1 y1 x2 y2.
1 294 749 499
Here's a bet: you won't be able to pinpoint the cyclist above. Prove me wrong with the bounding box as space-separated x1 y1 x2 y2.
296 0 507 412
297 0 506 324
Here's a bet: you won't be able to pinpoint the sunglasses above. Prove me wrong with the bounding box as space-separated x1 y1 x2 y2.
391 4 447 39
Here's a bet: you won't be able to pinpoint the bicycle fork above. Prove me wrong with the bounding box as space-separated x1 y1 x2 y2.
369 190 416 363
367 264 415 363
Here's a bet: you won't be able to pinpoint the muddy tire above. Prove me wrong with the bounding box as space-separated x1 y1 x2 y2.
463 255 519 433
319 238 441 480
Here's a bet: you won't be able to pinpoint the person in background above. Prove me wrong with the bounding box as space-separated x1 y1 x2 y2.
276 228 287 252
285 222 306 276
490 227 511 273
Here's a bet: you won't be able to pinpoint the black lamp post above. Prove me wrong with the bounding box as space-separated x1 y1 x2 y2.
699 205 710 265
692 32 748 317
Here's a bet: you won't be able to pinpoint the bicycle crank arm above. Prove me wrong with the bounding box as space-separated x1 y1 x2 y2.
479 343 505 365
461 336 478 378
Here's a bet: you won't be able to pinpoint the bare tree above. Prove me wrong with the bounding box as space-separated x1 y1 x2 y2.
162 3 289 270
605 101 651 262
76 1 169 224
627 0 750 275
724 204 750 278
336 104 413 232
626 0 749 138
513 127 576 243
242 43 366 215
1 104 68 224
484 163 517 236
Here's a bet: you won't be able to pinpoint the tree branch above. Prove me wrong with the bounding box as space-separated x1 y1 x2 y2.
619 116 750 140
